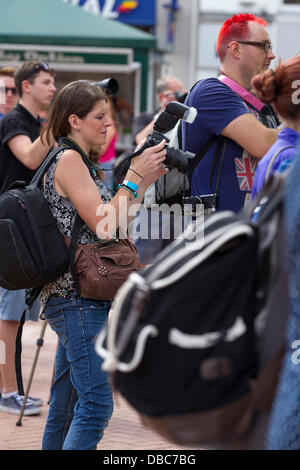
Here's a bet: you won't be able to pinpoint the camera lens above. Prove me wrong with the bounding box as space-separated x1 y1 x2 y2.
95 78 119 95
165 147 190 174
174 91 188 103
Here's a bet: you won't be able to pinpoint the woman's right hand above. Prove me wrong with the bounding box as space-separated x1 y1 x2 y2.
130 138 168 187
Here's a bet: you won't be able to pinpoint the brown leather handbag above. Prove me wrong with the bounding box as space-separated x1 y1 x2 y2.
66 215 140 300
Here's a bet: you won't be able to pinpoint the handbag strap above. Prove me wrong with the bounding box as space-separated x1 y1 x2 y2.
56 137 102 296
69 214 85 296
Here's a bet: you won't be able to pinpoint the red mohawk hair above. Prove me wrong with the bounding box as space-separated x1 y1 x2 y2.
217 13 268 63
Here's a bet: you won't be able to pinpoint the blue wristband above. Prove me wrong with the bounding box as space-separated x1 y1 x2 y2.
117 184 138 199
122 180 139 192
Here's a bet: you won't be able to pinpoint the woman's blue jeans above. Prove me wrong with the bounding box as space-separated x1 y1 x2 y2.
41 294 114 450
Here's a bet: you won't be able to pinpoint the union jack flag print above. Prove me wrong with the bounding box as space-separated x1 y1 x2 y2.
235 152 257 191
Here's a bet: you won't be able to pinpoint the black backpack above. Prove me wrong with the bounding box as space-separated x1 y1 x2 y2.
96 172 290 449
0 138 96 297
0 144 70 292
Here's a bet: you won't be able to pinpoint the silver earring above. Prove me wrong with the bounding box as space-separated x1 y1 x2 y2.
77 126 80 131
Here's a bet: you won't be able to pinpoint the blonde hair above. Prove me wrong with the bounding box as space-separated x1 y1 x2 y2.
0 66 16 78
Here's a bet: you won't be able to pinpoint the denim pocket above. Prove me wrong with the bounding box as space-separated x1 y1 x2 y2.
76 298 111 312
43 307 67 346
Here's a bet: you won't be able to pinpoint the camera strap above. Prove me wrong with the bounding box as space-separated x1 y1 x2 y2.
210 137 227 197
187 135 219 185
183 83 224 192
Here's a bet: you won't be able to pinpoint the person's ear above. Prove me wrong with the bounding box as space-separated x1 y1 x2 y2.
68 114 81 131
21 80 32 95
227 41 242 59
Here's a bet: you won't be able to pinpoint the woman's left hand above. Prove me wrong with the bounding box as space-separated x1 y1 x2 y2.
131 138 168 187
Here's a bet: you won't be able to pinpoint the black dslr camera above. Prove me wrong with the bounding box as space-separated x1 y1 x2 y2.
136 101 197 174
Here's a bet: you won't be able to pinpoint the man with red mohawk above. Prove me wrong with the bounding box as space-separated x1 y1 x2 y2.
184 13 279 212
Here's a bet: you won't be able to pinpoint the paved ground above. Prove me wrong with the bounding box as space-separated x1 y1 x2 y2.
0 320 193 451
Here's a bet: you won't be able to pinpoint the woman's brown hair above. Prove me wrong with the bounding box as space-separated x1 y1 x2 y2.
252 55 300 120
42 80 107 171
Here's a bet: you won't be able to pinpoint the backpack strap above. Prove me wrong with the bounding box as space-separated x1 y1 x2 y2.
244 171 288 223
264 145 296 183
58 136 103 176
219 74 265 111
29 144 67 188
29 136 100 187
219 74 279 128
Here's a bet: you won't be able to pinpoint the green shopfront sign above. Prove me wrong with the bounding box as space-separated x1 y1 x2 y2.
0 44 148 111
0 45 133 66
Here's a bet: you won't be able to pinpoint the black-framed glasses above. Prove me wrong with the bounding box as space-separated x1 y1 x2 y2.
237 41 273 53
23 62 50 80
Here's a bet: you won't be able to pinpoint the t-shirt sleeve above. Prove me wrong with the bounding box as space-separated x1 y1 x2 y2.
0 117 31 147
190 78 251 136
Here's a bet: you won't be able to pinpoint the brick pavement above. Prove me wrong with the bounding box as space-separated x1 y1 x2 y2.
0 320 193 451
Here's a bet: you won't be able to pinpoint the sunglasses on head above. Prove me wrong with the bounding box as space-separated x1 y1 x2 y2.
23 62 51 81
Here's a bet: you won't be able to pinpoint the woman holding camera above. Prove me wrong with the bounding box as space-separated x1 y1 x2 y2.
40 80 167 450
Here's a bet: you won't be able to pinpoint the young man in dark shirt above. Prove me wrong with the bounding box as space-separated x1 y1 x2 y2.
0 62 56 416
0 62 55 192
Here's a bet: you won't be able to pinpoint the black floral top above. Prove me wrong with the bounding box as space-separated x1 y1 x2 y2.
40 150 112 308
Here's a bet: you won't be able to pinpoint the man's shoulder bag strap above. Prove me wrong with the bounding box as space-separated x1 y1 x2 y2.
183 79 226 192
